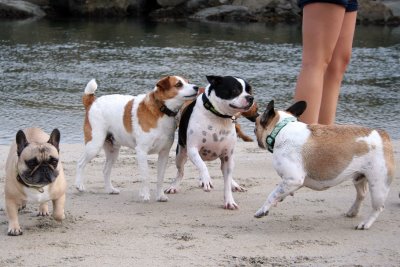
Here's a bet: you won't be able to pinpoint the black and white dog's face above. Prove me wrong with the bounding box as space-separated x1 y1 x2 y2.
206 75 254 116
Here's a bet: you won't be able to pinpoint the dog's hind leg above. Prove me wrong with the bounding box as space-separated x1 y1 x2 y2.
103 141 121 194
355 174 391 230
75 133 106 192
165 145 187 194
346 175 368 217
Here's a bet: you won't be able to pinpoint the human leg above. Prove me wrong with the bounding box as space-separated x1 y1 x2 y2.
294 3 346 124
318 10 357 124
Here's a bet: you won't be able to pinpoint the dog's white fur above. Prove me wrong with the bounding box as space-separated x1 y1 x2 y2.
75 76 198 201
254 101 395 229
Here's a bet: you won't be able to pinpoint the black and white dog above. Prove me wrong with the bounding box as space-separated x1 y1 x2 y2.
165 76 255 209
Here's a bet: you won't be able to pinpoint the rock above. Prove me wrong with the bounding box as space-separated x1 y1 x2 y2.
0 0 45 18
190 5 255 21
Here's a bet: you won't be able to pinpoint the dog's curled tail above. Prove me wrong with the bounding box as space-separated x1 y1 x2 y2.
82 79 97 111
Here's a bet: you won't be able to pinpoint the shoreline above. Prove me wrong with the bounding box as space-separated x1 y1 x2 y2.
0 141 399 266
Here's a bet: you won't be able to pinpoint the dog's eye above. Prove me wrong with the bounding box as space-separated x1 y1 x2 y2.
175 81 183 88
48 157 59 168
25 158 39 169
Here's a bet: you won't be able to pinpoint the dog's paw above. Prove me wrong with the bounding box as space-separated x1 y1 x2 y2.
139 188 151 202
231 181 247 192
164 186 178 194
37 210 50 217
156 194 169 202
106 187 120 195
200 179 214 192
75 183 86 192
254 208 269 218
224 201 239 210
355 220 372 230
8 226 23 236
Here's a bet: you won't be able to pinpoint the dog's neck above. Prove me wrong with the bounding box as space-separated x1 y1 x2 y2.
148 92 179 117
266 116 297 153
202 94 236 122
16 175 45 193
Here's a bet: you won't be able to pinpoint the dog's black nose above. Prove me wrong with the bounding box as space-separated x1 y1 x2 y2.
193 86 199 92
246 95 254 104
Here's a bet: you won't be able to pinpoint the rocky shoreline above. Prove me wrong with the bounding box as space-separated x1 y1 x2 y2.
0 0 399 26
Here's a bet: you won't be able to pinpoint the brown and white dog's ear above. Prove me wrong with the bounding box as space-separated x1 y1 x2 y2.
156 76 171 91
48 128 61 152
260 100 275 128
16 130 28 157
286 101 307 118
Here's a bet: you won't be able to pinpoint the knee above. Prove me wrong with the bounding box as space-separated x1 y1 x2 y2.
327 52 352 77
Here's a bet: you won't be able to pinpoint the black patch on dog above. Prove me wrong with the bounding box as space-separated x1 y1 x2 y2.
178 99 197 148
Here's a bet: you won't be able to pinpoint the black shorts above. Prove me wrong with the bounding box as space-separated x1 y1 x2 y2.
298 0 358 12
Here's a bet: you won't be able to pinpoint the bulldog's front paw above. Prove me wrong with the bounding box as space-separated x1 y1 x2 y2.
254 207 269 218
8 225 23 236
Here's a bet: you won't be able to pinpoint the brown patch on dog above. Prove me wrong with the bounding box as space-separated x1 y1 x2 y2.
123 99 134 133
378 130 395 183
242 102 258 118
255 112 280 149
82 94 96 144
235 123 253 142
303 125 372 181
137 76 180 132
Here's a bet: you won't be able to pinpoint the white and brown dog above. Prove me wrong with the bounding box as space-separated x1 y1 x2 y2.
75 76 199 201
254 100 395 229
165 75 255 209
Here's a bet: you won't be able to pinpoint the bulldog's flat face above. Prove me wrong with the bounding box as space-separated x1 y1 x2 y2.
206 75 254 116
16 129 61 188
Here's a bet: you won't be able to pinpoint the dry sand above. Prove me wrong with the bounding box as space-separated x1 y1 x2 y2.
0 140 399 266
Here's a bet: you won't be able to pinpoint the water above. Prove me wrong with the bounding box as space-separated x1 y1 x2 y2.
0 19 399 144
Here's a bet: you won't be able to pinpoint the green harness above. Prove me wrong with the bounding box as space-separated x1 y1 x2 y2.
266 117 297 153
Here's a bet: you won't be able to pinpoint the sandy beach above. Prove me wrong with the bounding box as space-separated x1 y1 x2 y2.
0 139 399 266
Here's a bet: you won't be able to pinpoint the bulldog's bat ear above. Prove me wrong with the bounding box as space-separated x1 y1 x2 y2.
48 129 61 152
260 100 275 128
16 130 29 157
286 101 307 117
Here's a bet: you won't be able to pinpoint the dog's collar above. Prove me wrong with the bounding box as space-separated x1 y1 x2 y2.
266 117 297 153
202 94 236 122
155 99 178 117
16 175 45 193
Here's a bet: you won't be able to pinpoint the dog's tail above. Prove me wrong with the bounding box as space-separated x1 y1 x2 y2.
82 79 97 111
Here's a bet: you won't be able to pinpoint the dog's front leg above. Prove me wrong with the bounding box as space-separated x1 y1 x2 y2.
156 149 169 202
187 147 213 191
5 198 22 236
254 178 303 218
52 194 66 222
221 157 238 210
136 148 151 201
